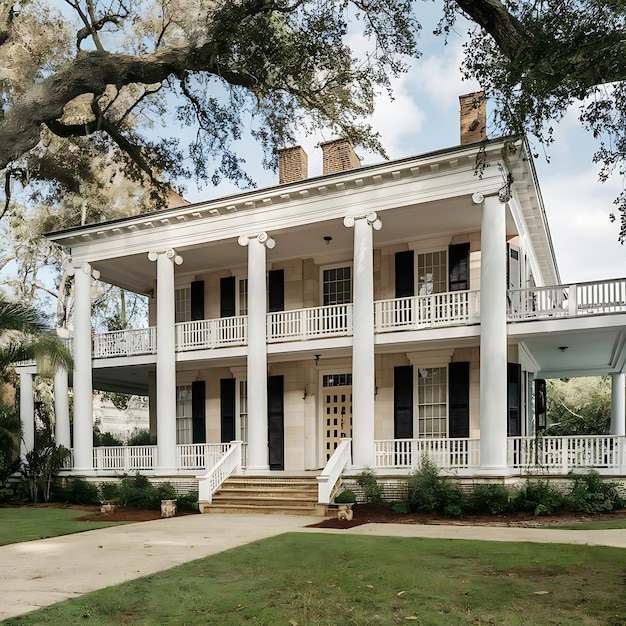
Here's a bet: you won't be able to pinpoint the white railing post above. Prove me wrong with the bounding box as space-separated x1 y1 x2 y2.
568 284 578 316
317 438 352 504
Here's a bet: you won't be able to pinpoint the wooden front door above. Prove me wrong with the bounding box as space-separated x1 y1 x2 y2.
323 374 352 462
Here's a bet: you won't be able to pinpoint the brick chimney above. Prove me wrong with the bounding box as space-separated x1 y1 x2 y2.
459 91 486 145
278 145 308 184
321 139 361 175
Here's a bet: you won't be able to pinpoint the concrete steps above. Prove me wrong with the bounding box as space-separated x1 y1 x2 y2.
200 476 324 516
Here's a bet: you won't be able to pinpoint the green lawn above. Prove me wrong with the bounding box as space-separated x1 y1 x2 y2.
0 508 127 545
545 518 626 530
4 533 626 625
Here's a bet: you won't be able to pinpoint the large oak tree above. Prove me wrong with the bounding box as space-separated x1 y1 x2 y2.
1 0 626 237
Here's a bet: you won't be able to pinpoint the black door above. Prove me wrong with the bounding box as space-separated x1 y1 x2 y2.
190 280 205 321
220 378 236 443
220 276 236 317
268 269 285 312
268 375 284 470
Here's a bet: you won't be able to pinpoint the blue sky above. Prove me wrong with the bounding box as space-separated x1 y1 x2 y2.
177 8 624 285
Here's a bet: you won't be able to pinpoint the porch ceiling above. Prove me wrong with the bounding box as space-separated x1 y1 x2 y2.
510 314 626 378
92 195 518 295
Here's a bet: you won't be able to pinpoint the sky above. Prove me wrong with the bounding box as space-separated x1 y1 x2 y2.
179 9 625 285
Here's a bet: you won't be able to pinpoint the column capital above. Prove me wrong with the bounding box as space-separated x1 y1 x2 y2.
147 249 183 265
238 232 275 249
343 212 382 230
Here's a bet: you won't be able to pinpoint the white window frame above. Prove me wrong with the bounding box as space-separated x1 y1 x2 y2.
320 262 353 306
176 384 193 444
175 286 191 323
417 366 448 438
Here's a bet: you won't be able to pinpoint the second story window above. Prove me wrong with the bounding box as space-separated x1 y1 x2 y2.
417 251 447 295
175 287 191 323
323 265 352 305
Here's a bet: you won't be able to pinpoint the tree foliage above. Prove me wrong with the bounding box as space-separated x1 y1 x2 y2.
545 376 611 435
1 0 626 241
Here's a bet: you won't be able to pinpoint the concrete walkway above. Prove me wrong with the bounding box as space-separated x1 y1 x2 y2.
1 514 625 621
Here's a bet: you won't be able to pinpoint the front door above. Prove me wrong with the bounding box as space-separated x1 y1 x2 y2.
323 373 352 462
268 375 284 470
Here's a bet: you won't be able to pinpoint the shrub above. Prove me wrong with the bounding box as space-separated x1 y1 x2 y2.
470 484 513 516
567 471 624 514
127 429 155 446
511 479 567 516
176 491 199 512
407 457 464 518
334 489 356 503
100 481 121 503
52 477 101 505
355 468 384 504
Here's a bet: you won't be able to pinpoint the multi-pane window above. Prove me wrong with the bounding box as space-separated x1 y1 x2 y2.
175 287 191 323
176 385 193 444
417 367 448 438
417 251 447 295
239 380 248 443
323 266 351 305
238 278 248 316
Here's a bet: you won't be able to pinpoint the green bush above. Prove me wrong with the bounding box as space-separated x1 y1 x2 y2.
99 481 122 503
176 491 199 512
355 468 384 504
511 479 567 516
470 484 513 516
334 489 356 503
567 471 624 513
127 429 155 446
407 457 464 518
52 477 101 505
114 474 176 509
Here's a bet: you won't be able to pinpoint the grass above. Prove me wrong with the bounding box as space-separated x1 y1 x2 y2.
0 508 128 545
4 533 626 625
544 519 626 530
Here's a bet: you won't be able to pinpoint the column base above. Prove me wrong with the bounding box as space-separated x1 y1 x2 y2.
243 464 271 474
477 466 511 477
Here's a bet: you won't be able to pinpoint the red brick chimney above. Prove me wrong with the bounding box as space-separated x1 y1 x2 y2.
459 92 487 145
321 139 361 175
278 146 308 184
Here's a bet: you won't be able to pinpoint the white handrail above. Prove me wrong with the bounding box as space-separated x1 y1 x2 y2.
317 438 352 504
197 441 243 504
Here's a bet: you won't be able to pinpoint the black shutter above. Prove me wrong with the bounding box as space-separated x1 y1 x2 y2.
448 243 470 291
268 375 284 470
220 378 236 443
448 362 470 438
220 276 236 317
192 380 206 444
507 363 522 436
394 366 413 439
268 269 285 313
190 280 204 321
534 378 547 431
395 251 414 298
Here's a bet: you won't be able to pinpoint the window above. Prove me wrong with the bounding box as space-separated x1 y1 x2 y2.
238 278 248 316
323 266 351 305
239 380 248 443
417 367 448 438
175 287 191 323
417 251 447 295
176 385 193 444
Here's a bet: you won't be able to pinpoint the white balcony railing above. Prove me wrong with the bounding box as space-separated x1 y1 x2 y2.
82 279 624 359
375 291 478 332
198 441 243 504
267 304 353 342
176 316 247 351
508 278 626 320
93 328 157 358
93 445 157 471
508 435 626 474
375 438 480 470
176 443 230 470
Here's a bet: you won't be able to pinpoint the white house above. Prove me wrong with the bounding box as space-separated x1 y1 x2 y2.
17 93 626 512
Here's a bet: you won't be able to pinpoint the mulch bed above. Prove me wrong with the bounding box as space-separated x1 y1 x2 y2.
307 503 626 529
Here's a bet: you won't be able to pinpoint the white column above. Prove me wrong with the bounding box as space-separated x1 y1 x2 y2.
54 368 71 449
148 249 183 474
239 233 274 471
72 263 95 472
610 372 625 436
19 372 34 461
475 193 509 473
344 212 381 468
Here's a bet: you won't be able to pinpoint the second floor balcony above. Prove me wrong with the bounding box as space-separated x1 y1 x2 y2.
89 278 625 360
